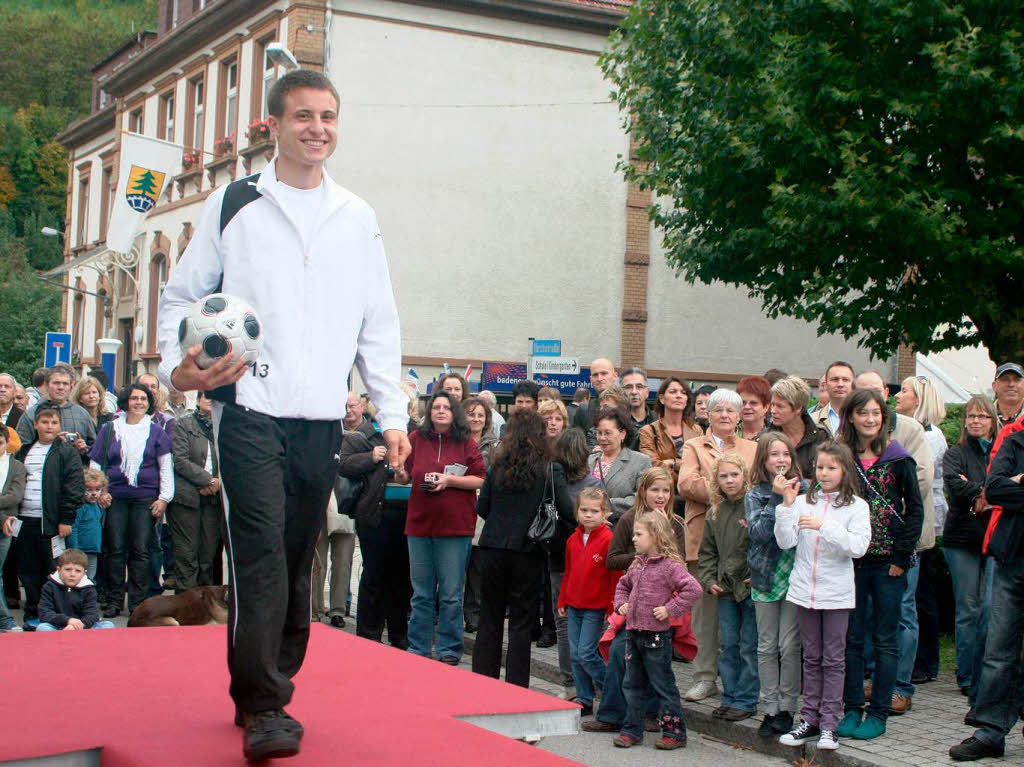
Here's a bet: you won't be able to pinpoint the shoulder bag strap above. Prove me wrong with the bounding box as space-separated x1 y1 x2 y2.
854 458 905 525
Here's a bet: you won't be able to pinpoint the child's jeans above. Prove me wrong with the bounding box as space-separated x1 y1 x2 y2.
718 596 760 711
567 607 607 705
797 606 850 731
37 621 116 630
15 518 56 620
86 553 98 580
622 629 686 741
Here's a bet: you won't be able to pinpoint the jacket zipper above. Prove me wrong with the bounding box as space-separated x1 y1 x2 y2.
809 494 831 608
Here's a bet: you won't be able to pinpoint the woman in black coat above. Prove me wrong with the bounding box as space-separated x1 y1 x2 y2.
471 410 574 687
942 395 997 701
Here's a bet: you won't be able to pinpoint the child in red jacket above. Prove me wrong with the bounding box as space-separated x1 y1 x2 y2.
558 487 620 715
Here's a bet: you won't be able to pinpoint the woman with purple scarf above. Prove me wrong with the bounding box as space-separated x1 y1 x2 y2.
89 383 174 618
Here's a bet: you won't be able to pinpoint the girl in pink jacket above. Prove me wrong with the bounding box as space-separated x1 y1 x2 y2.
611 512 702 750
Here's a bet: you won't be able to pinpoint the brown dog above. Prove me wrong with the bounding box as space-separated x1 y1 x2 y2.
128 585 230 627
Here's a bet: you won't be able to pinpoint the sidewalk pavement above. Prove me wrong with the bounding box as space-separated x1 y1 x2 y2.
332 543 1021 766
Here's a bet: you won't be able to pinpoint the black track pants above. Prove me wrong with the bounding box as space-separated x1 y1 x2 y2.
212 402 341 712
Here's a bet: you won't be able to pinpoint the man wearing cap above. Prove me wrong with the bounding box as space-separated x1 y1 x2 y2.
993 363 1024 429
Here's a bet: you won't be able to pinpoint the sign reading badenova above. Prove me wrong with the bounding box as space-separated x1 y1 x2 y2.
481 362 591 394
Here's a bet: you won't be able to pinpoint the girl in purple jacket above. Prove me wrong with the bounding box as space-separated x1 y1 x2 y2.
612 512 702 750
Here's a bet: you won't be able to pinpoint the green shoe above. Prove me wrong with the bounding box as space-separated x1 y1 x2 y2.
837 710 863 738
851 715 886 740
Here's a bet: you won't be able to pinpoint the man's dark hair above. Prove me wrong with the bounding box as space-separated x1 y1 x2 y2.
117 383 155 415
573 387 590 403
91 369 110 390
512 380 540 403
32 367 47 387
694 384 716 397
763 368 788 385
825 360 855 379
267 69 340 118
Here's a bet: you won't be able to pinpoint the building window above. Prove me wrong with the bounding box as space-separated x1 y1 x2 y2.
186 76 205 150
128 108 143 134
99 164 113 240
159 91 175 141
193 0 208 11
76 172 90 247
171 0 179 29
224 59 238 137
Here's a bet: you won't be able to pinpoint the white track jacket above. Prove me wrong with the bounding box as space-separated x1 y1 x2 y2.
774 491 871 610
157 159 407 431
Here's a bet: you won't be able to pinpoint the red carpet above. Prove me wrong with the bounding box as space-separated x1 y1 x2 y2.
3 624 580 766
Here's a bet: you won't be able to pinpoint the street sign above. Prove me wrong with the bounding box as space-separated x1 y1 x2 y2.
44 332 72 368
530 339 561 357
481 362 591 395
531 356 580 376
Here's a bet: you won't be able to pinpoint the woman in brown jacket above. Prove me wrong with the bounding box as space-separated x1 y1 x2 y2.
677 388 757 703
637 377 703 495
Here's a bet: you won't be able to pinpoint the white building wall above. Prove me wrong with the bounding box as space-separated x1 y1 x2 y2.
328 2 627 363
645 222 879 379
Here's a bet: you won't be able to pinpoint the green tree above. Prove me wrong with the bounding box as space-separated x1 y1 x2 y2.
600 0 1024 363
0 211 62 384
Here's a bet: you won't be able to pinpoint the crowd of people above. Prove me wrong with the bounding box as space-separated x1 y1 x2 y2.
2 356 1024 759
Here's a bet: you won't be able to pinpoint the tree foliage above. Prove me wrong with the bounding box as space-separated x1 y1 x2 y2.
600 0 1024 363
0 212 62 385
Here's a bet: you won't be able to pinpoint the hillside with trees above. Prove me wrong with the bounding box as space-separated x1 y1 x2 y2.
0 0 156 383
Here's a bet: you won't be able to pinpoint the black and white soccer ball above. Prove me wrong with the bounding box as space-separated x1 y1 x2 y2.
178 293 263 369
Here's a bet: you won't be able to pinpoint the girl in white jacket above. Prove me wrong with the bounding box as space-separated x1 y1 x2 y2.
774 441 871 752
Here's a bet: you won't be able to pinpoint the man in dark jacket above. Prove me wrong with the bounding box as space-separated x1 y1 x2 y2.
14 405 84 628
949 427 1024 761
572 358 616 445
167 391 221 592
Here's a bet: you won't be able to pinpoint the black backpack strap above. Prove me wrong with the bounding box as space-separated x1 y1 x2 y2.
206 173 262 402
219 173 263 236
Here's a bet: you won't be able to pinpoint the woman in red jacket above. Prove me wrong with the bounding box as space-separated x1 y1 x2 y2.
399 392 485 664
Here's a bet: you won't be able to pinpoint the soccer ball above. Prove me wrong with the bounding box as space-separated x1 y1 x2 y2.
178 293 263 369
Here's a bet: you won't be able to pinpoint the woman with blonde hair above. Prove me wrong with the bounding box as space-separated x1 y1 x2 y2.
72 375 114 430
539 398 569 442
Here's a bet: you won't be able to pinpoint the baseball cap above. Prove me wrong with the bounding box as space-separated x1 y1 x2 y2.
995 362 1024 379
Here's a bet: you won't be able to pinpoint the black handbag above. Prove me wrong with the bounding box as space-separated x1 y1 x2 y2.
527 462 557 545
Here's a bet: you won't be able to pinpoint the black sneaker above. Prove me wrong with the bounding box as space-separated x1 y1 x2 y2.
242 710 301 762
772 711 794 735
949 736 1004 761
235 708 304 739
758 714 777 738
780 721 820 746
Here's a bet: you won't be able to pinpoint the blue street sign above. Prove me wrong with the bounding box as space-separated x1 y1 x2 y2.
531 339 561 357
44 332 72 368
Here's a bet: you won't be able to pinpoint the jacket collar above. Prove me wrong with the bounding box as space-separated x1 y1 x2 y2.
48 571 94 589
255 158 355 220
